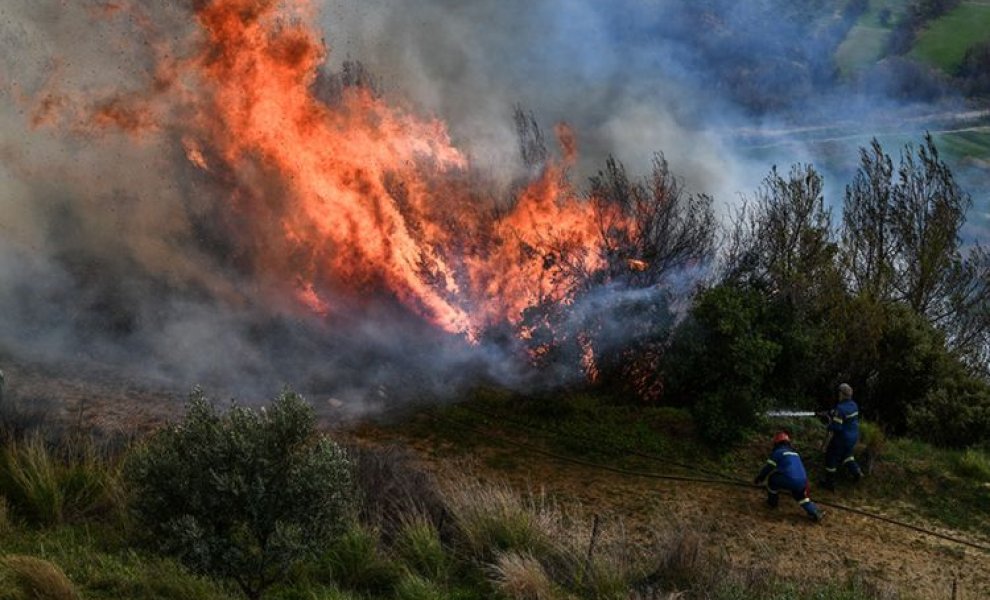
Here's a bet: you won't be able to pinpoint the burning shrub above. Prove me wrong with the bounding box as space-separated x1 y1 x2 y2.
125 388 355 600
512 150 715 393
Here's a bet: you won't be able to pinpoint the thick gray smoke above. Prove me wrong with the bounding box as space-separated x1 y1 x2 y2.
319 0 983 209
320 0 754 202
0 1 508 410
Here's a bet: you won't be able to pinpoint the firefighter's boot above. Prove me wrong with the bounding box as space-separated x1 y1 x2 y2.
846 458 864 482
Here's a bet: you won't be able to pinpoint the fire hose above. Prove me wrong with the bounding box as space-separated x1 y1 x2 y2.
424 407 990 554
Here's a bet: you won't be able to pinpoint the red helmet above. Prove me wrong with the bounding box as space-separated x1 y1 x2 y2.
772 431 791 445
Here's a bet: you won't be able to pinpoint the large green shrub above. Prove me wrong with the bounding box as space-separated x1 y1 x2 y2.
666 285 780 445
907 374 990 448
125 388 354 600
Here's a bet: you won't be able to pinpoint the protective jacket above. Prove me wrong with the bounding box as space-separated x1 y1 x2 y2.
823 397 863 485
755 442 807 488
754 442 821 520
827 398 860 448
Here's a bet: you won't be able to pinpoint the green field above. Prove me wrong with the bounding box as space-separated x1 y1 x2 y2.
835 0 910 75
911 1 990 71
939 127 990 161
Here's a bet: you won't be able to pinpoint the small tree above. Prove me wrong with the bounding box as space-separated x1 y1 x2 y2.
126 388 354 600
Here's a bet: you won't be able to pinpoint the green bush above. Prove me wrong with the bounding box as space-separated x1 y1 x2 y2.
666 285 780 445
125 388 355 600
906 373 990 448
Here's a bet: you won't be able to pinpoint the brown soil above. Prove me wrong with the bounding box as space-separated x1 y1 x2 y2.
0 357 181 435
350 416 990 600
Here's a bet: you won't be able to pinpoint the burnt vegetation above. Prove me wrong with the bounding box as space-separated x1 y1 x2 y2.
497 115 990 448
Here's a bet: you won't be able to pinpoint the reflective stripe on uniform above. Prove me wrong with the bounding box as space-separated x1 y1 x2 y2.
766 459 777 466
843 456 857 464
782 452 799 457
825 467 837 473
832 417 843 423
846 411 858 418
798 498 811 505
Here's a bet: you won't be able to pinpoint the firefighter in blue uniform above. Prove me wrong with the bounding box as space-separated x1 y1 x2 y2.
820 382 864 490
754 431 823 522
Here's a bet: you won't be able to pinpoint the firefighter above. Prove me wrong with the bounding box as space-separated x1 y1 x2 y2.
819 382 863 490
754 431 823 522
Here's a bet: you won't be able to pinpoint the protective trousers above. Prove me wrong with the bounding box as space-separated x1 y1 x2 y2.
824 435 863 487
767 473 820 520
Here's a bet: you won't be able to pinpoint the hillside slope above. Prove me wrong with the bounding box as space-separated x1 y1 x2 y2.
352 401 990 599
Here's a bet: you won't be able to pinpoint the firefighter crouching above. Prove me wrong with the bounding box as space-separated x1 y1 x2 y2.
754 431 824 522
819 383 864 491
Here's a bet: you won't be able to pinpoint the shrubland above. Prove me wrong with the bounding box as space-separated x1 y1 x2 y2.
0 132 987 598
0 388 926 599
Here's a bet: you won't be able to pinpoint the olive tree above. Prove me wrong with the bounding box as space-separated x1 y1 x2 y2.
126 388 354 600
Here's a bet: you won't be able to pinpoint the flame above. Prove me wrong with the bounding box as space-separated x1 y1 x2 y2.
626 259 649 272
38 0 636 346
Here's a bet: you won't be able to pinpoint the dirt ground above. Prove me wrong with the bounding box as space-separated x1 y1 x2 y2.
0 358 181 435
351 417 990 600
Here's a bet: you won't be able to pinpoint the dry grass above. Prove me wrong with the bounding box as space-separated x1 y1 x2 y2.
656 528 702 578
0 496 11 534
0 555 80 600
442 476 655 598
490 551 559 600
442 479 565 560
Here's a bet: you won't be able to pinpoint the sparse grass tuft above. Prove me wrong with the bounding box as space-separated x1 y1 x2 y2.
393 573 449 600
650 526 704 590
489 551 559 600
443 480 559 560
348 445 446 539
394 514 449 582
858 420 887 474
953 448 990 481
0 434 117 526
0 555 80 600
321 525 401 595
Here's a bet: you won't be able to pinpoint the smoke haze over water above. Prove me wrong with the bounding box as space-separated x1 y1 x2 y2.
0 0 986 409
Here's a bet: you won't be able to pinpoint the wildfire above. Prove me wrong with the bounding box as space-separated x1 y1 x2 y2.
36 0 634 349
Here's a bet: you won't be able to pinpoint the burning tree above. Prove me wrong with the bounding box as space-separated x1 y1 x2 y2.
505 113 717 398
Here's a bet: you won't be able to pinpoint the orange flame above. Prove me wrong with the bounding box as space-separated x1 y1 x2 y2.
41 0 635 343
